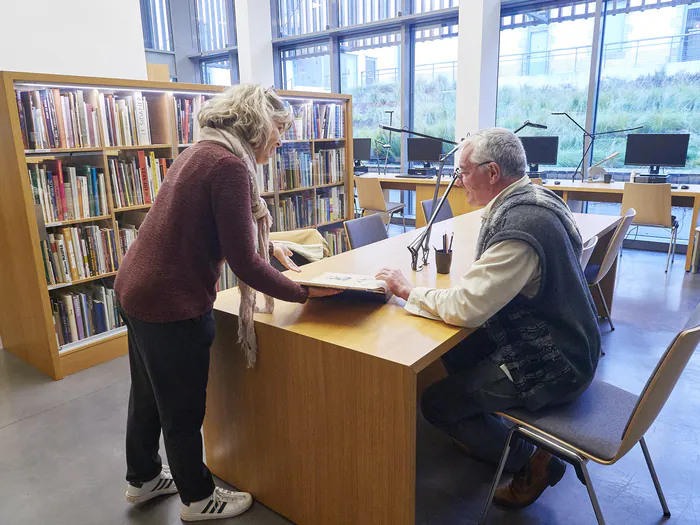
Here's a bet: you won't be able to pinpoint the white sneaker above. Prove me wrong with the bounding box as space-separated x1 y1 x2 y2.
125 465 178 504
180 486 253 522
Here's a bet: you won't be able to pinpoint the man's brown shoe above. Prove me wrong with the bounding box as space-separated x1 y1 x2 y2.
493 449 566 509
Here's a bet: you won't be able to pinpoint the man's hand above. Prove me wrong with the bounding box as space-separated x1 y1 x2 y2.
375 268 413 301
272 242 301 272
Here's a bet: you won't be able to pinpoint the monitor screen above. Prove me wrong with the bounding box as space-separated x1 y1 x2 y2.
624 134 690 168
407 138 443 163
353 138 372 161
519 136 559 166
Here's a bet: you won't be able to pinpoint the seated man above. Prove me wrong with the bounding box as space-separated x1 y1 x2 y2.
376 128 601 509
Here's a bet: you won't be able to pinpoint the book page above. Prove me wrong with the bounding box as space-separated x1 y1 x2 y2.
296 272 387 293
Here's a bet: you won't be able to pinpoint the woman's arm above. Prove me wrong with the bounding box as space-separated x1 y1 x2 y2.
210 157 308 303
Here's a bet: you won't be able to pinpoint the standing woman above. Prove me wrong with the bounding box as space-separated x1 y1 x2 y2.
115 85 332 521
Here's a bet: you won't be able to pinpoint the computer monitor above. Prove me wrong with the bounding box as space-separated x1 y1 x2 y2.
353 138 371 173
519 136 559 174
624 133 690 175
407 138 443 168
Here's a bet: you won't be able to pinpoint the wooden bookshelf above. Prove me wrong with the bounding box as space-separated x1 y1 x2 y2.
0 71 354 380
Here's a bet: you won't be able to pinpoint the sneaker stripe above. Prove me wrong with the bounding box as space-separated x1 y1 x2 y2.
165 480 174 489
151 479 164 492
210 502 218 513
217 502 227 514
202 500 214 513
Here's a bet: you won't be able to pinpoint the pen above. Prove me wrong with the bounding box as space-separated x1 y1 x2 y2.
443 233 447 252
449 233 454 252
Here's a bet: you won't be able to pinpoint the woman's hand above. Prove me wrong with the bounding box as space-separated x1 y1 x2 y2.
272 242 301 272
305 286 343 298
375 268 413 301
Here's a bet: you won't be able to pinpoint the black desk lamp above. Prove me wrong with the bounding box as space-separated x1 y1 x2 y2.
513 121 548 134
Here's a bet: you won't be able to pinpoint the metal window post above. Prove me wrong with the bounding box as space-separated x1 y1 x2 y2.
583 0 605 173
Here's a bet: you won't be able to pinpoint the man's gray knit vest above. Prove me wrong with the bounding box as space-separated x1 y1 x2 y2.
477 182 601 411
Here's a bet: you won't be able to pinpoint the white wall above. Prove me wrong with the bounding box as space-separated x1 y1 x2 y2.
0 0 147 80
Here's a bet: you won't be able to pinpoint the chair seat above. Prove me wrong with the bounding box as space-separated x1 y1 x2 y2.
585 264 601 285
386 201 405 213
501 380 638 461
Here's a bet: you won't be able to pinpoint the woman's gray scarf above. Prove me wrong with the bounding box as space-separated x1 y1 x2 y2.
199 126 274 368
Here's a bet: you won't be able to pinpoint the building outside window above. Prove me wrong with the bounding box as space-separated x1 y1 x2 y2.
339 0 401 27
281 44 332 92
278 0 330 37
413 0 459 14
201 58 233 86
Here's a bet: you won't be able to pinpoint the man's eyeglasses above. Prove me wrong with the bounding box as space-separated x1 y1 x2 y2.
454 161 495 177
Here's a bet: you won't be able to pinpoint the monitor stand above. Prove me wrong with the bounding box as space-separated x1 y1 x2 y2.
649 165 661 175
408 162 437 177
528 164 541 177
354 160 368 174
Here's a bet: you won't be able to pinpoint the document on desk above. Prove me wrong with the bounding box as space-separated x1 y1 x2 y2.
294 272 392 302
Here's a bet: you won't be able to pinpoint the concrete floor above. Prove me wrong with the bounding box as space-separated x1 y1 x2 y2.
2 248 700 525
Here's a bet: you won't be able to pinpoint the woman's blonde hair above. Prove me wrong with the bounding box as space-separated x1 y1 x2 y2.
198 84 293 153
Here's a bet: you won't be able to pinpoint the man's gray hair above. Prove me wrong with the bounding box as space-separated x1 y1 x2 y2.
463 128 527 179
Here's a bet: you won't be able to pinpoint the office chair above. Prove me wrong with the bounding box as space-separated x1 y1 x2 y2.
580 235 598 270
354 176 405 232
344 213 389 250
480 301 700 524
421 199 454 225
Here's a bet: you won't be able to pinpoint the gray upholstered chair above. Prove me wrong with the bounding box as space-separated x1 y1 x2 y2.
421 198 454 225
344 213 389 249
479 302 700 525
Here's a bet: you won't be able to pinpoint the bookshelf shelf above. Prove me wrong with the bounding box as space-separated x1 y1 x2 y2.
58 326 128 356
0 71 352 380
47 272 119 291
114 204 153 212
25 147 103 155
45 215 113 228
316 219 346 228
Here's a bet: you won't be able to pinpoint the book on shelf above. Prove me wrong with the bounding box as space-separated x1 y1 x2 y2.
109 153 171 208
314 103 345 139
174 95 209 144
276 144 313 190
41 226 119 285
322 227 348 256
315 147 346 185
16 88 101 150
283 101 313 141
316 186 346 225
50 282 122 347
293 272 391 303
217 262 238 292
99 92 152 147
117 211 149 257
256 165 274 194
278 193 315 231
28 162 108 223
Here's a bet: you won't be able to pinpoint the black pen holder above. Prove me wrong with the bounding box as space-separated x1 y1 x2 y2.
435 249 453 274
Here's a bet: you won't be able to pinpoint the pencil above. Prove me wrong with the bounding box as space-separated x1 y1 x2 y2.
449 233 454 252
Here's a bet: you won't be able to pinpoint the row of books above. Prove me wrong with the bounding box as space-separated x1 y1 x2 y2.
174 95 208 144
50 283 122 347
283 102 346 140
216 262 237 292
119 224 139 257
40 227 119 285
278 193 315 231
28 162 109 224
99 92 152 147
322 228 349 256
16 89 101 150
108 152 171 208
316 148 346 185
316 187 346 225
276 145 313 190
256 165 274 194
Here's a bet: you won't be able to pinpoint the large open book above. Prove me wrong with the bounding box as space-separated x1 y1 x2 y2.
294 272 392 302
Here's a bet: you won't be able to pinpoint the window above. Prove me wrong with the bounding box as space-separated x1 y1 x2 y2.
497 3 595 170
196 0 234 52
281 44 331 92
413 0 459 15
413 22 459 146
339 0 401 27
278 0 330 37
201 58 232 86
140 0 173 51
340 32 402 165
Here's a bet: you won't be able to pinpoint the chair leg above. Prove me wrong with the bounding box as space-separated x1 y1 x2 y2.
402 212 406 232
596 283 615 331
640 437 671 517
478 427 516 525
665 229 674 273
671 226 677 264
580 460 606 525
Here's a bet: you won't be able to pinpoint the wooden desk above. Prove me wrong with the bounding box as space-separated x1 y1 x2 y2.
543 180 700 272
203 211 622 525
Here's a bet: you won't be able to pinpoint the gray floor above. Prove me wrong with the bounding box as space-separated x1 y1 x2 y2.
2 248 700 525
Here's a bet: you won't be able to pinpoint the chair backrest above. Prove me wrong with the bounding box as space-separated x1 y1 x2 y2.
621 183 673 227
580 235 598 269
590 208 636 286
617 302 700 459
355 177 387 212
531 177 543 185
343 213 388 249
421 199 454 225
